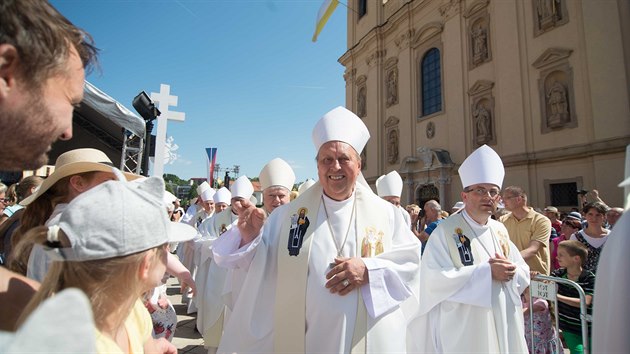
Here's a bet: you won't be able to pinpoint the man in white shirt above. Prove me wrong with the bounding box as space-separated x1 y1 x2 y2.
212 106 421 353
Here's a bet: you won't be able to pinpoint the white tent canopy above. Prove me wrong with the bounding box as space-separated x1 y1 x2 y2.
83 81 145 138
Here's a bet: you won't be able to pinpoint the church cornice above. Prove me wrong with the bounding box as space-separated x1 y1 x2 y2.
463 0 489 19
468 80 494 96
412 22 444 48
501 137 630 167
532 47 574 69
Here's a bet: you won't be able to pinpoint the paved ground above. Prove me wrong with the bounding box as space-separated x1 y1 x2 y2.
164 275 571 354
165 276 206 354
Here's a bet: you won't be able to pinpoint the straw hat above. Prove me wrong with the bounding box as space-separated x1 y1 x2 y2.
21 148 138 206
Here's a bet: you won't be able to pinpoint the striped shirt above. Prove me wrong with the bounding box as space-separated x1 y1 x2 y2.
550 268 595 335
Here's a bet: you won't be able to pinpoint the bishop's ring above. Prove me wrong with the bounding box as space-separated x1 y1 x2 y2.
342 279 350 287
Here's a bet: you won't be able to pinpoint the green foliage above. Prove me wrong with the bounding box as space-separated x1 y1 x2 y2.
189 182 199 199
163 173 187 185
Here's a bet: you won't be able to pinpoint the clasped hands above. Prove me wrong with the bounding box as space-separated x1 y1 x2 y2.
325 257 369 296
489 253 517 282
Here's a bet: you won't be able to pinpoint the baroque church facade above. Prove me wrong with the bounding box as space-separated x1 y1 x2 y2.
339 0 630 210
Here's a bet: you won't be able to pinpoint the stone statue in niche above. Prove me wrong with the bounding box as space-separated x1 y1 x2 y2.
386 69 398 107
357 87 367 118
473 103 492 145
417 146 433 167
546 81 569 128
472 24 488 65
426 121 435 139
537 0 562 30
387 129 399 164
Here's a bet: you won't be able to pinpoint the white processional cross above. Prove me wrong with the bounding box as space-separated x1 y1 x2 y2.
150 84 186 177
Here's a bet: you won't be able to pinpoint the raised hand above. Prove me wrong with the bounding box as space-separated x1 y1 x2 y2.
234 198 266 245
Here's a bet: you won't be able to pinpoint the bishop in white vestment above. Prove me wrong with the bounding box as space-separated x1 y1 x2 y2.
212 107 421 353
411 145 530 353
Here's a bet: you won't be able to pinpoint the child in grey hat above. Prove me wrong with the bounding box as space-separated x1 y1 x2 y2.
16 177 196 353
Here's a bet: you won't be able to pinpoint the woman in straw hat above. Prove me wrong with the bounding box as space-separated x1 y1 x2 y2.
9 148 137 279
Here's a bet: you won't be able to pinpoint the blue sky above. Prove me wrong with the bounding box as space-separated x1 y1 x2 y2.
51 0 347 184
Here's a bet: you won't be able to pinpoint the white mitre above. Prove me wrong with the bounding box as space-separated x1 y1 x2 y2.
213 187 231 205
231 175 254 200
312 106 370 154
163 190 177 208
298 179 316 194
458 144 505 189
200 187 216 202
197 181 211 195
259 158 296 191
376 170 403 197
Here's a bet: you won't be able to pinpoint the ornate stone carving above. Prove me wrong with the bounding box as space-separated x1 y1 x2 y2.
386 68 398 107
395 29 415 50
468 80 494 96
538 62 576 133
417 147 433 167
532 47 573 69
467 10 491 69
471 23 489 66
463 0 489 18
473 101 492 145
468 80 496 147
439 0 462 20
411 22 444 48
546 81 569 128
384 116 399 128
534 0 568 36
387 129 399 165
366 50 387 67
426 122 436 139
343 68 356 83
357 86 367 118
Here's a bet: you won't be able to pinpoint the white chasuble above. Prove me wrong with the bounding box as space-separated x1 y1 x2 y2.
194 208 238 346
410 211 530 353
212 182 421 353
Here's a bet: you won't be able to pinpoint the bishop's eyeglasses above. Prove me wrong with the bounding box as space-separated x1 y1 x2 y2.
464 187 501 198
